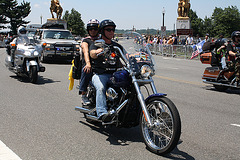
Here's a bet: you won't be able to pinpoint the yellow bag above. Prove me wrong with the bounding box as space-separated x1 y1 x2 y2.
68 60 74 91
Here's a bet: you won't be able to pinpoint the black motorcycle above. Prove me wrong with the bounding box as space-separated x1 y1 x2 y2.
75 32 181 155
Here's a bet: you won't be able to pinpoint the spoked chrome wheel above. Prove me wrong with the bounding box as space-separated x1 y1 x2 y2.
140 97 181 155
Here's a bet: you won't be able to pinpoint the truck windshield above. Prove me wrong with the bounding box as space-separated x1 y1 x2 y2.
43 30 74 40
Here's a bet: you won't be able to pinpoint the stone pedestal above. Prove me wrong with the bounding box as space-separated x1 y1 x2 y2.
176 17 192 37
176 17 190 29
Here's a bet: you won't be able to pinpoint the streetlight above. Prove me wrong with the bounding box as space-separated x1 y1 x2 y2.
162 7 165 27
40 15 42 24
161 7 166 37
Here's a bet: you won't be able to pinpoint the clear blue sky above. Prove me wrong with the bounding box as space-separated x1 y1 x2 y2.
23 0 240 30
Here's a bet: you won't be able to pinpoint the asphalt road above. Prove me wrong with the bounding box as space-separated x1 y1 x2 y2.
0 40 240 160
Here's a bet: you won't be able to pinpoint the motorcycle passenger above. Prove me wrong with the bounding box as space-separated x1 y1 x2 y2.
79 19 100 105
226 31 240 84
215 34 228 69
89 19 124 122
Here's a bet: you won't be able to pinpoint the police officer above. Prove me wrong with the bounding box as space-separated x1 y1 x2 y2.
10 27 27 66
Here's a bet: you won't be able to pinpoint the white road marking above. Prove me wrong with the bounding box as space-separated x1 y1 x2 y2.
0 140 22 160
231 124 240 128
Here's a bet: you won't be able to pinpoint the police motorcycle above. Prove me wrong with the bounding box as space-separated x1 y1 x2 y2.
201 39 240 91
5 32 45 83
75 32 181 155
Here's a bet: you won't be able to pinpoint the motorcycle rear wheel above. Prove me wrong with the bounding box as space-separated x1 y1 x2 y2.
29 66 38 83
213 85 228 91
140 97 181 155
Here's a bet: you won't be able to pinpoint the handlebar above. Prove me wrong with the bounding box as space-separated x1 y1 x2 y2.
96 51 104 56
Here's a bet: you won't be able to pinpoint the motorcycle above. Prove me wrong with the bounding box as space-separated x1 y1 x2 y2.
5 36 45 83
201 49 240 91
75 32 181 155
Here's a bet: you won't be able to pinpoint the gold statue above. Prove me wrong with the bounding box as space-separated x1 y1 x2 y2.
178 0 190 18
50 0 63 19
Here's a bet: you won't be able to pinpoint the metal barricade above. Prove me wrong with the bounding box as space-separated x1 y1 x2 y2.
149 44 195 59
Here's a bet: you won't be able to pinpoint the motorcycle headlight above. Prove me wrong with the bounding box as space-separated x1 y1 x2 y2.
34 51 39 56
25 51 32 56
140 65 153 78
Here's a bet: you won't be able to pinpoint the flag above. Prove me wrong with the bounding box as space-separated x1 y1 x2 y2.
191 40 205 59
190 50 200 59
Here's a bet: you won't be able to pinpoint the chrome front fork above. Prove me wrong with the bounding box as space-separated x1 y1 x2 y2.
133 76 157 127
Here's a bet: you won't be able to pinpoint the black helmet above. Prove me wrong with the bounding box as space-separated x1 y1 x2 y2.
231 31 240 42
99 19 116 33
18 27 27 35
87 19 100 30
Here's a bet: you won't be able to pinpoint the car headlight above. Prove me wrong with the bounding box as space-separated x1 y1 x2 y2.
46 43 51 47
75 44 80 51
140 65 153 78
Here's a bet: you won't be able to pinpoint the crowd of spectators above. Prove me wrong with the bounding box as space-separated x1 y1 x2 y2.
144 33 214 46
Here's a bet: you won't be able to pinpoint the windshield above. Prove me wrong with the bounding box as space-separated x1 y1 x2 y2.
43 30 74 39
121 31 155 66
17 36 35 45
27 31 36 38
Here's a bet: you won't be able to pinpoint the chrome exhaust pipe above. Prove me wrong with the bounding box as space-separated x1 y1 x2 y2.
203 79 240 88
75 106 91 113
85 114 101 122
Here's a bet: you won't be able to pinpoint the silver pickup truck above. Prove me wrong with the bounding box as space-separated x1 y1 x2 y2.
35 28 80 62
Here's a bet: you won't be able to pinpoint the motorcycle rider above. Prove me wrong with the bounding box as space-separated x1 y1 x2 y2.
89 19 124 122
10 27 28 66
79 19 100 105
226 31 240 84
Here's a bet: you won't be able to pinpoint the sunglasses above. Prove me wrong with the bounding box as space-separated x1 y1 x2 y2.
89 28 98 31
104 28 115 32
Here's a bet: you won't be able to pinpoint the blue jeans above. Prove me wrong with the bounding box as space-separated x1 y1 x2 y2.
92 73 112 118
79 67 92 93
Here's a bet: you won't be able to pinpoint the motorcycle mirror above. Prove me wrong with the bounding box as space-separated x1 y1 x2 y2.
94 39 105 48
34 35 40 40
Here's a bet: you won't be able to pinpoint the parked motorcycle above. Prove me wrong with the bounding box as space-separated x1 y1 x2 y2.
201 49 240 91
75 32 181 155
5 36 45 83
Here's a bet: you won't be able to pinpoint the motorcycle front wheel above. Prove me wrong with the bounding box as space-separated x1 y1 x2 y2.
29 66 38 83
140 97 181 155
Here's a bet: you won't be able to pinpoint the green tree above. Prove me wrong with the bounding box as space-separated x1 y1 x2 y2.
212 6 240 37
202 17 214 37
189 9 203 36
190 6 240 38
63 8 86 36
0 0 31 35
0 0 8 29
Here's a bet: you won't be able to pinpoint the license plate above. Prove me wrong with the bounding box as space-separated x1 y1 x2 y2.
61 53 68 56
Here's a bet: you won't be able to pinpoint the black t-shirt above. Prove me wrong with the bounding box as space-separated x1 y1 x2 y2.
81 37 94 66
90 41 124 74
227 42 240 61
